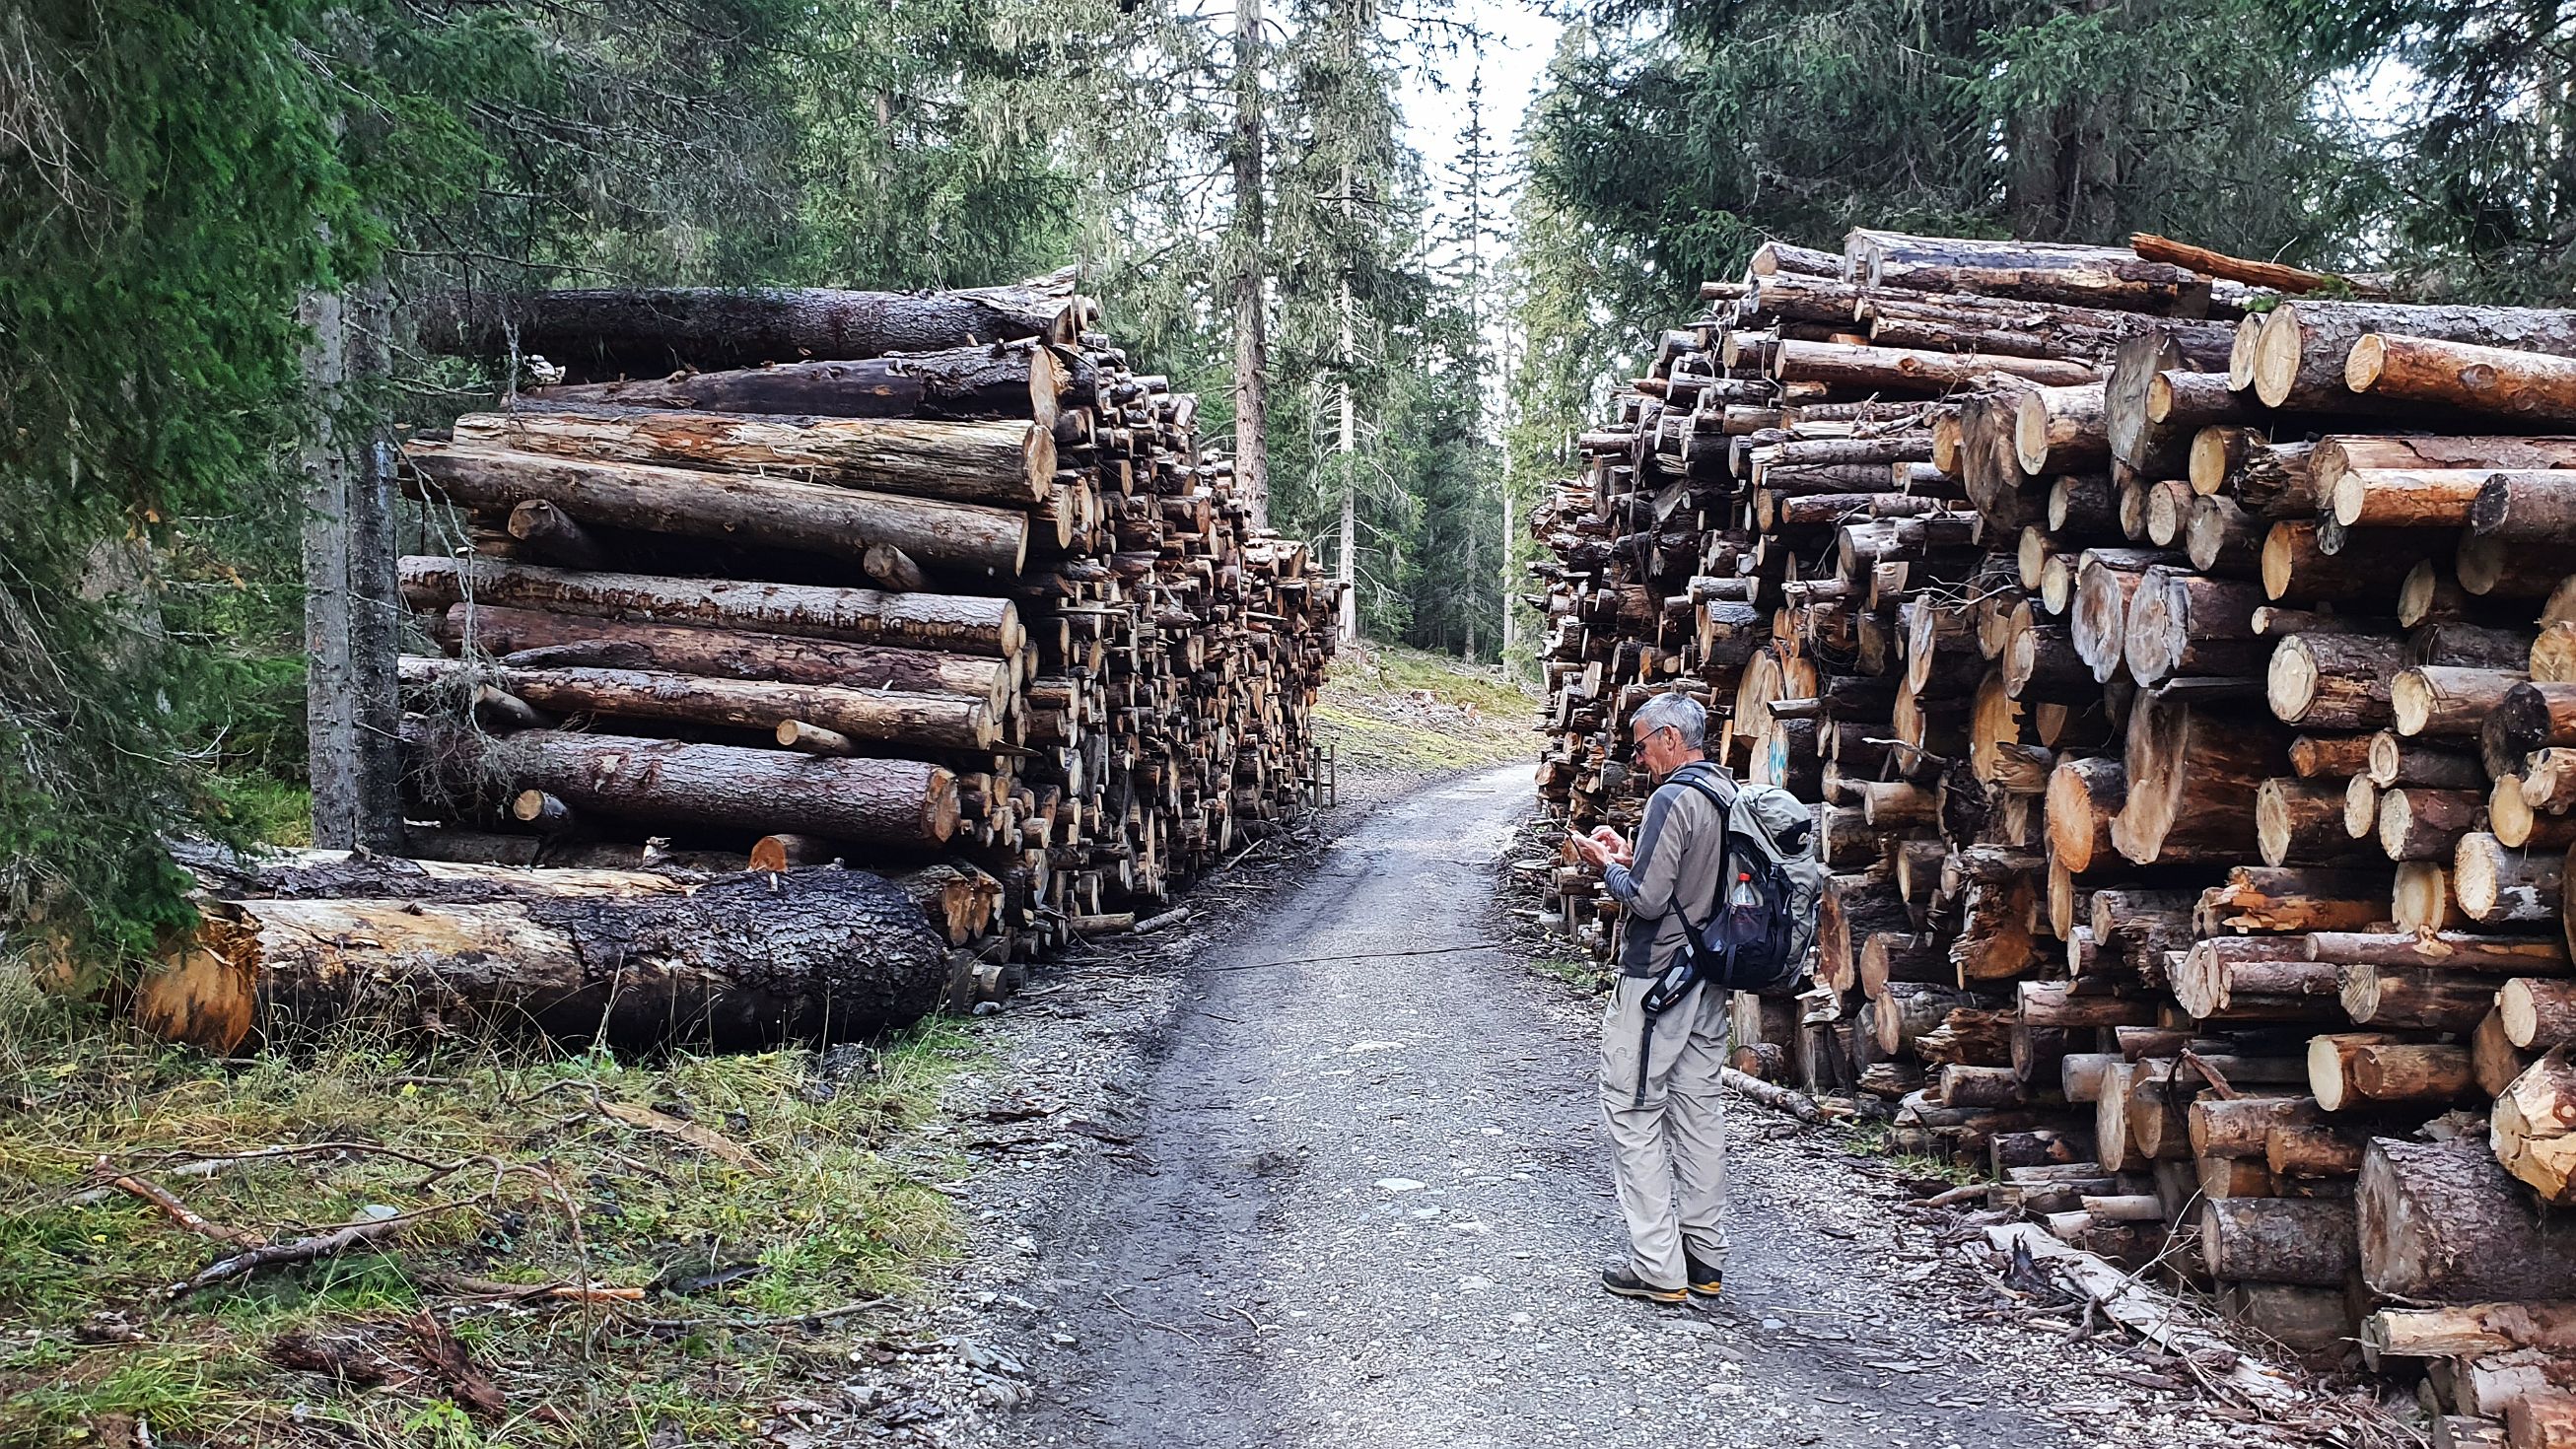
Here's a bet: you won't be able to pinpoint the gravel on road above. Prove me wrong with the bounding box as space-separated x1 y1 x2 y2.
923 765 2327 1449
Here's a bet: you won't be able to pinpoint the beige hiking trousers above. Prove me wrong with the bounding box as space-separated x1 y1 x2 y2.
1598 976 1730 1290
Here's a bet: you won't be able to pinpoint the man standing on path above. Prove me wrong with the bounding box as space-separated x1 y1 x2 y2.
1569 692 1731 1305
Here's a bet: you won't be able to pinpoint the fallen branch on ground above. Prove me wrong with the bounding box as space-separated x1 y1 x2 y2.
1721 1067 1826 1123
92 1163 263 1247
616 1295 889 1333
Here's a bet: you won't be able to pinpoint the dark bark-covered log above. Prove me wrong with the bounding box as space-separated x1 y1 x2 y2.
2311 931 2572 974
2460 532 2569 598
2199 1197 2358 1286
405 720 958 848
433 605 1014 713
2014 383 2109 474
403 444 1029 577
2071 548 2177 683
398 655 998 751
453 409 1055 509
2173 935 2340 1018
2123 568 2263 686
2261 519 2428 603
131 869 950 1054
2379 787 2488 862
2340 964 2499 1031
1848 230 2205 310
2498 683 2576 761
2361 1137 2576 1300
2185 493 2264 578
521 343 1069 424
2353 1043 2477 1104
1860 931 1952 997
504 499 607 570
2202 865 2391 933
418 280 1085 376
2190 1093 2319 1158
2113 691 2280 865
399 557 1024 657
2504 979 2576 1050
1771 338 2099 393
2399 668 2533 739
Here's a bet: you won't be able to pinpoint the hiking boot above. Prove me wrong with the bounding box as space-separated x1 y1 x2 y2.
1686 1256 1724 1299
1600 1267 1686 1304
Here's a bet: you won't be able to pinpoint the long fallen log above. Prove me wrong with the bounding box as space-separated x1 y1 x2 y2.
398 557 1024 658
452 409 1055 509
405 720 960 848
522 344 1072 425
133 869 951 1054
398 655 999 751
431 605 1015 713
417 280 1087 376
403 444 1030 577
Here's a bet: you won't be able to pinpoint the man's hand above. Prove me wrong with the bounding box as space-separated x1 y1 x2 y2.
1571 826 1633 868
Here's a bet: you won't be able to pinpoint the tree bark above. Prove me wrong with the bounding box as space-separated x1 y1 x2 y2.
1847 230 2205 311
522 343 1070 425
131 869 950 1054
2346 332 2576 424
2309 932 2571 972
405 720 959 849
432 604 1014 714
399 655 998 751
2261 519 2426 603
417 280 1084 376
2399 668 2533 738
1771 339 2099 393
2341 964 2499 1031
399 556 1024 658
403 444 1029 578
2198 1197 2358 1286
452 409 1055 508
2361 1137 2576 1300
2254 300 2576 410
2504 979 2576 1050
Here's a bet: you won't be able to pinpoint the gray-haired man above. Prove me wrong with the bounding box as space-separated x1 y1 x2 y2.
1568 692 1730 1303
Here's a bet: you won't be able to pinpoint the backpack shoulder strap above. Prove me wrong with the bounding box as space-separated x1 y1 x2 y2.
1668 769 1735 940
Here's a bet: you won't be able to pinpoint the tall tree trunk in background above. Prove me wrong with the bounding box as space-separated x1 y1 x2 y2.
1232 0 1270 529
1337 157 1359 644
302 279 402 853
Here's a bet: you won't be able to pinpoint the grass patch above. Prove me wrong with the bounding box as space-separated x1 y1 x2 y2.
1315 643 1536 774
1842 1122 1986 1185
0 968 977 1447
1526 953 1607 992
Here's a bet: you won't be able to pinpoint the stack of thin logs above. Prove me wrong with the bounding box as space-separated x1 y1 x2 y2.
136 278 1342 1054
1529 229 2576 1429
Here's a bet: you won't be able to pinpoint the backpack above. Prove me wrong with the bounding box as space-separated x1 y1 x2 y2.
1639 769 1823 1010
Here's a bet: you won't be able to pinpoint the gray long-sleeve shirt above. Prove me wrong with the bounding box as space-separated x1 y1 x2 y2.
1602 761 1733 978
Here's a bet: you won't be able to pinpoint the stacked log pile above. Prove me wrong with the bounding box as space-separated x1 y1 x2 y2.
405 280 1343 957
1529 229 2576 1422
135 279 1341 1053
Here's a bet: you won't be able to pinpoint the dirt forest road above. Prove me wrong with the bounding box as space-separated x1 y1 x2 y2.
951 766 2266 1449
